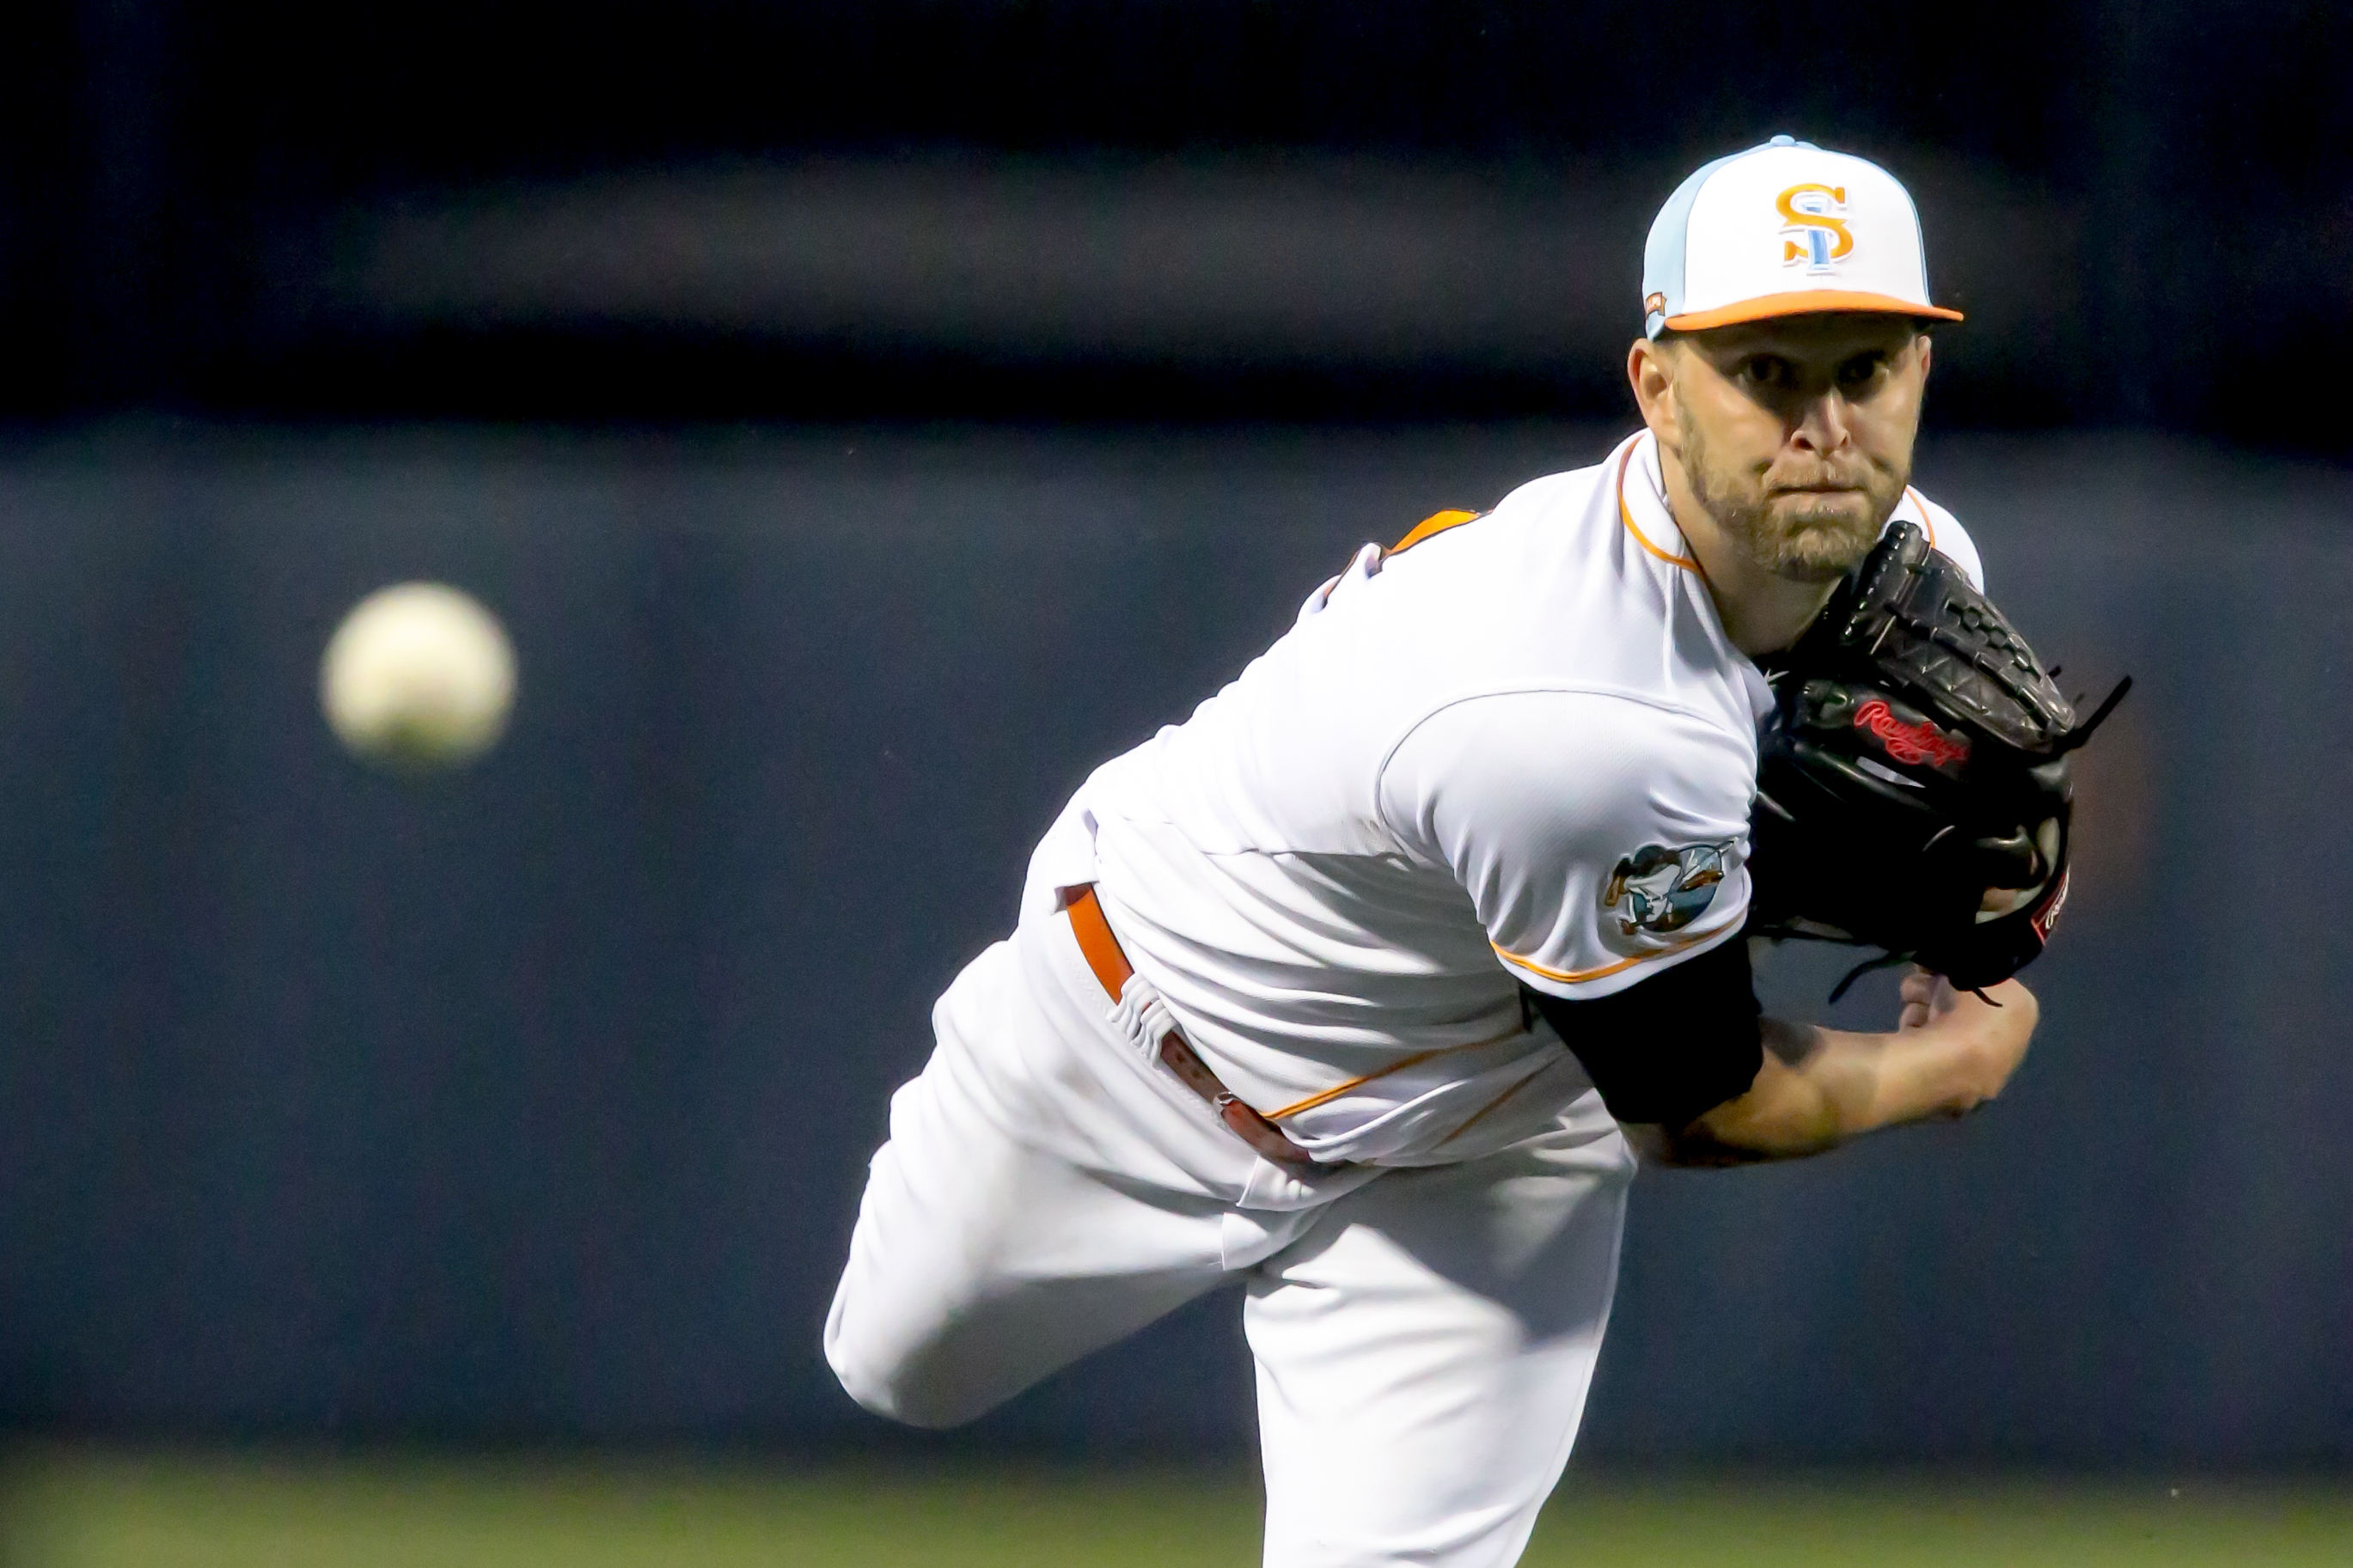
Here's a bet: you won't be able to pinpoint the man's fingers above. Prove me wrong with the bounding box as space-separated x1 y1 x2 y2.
1899 969 1946 1007
1897 967 1965 1030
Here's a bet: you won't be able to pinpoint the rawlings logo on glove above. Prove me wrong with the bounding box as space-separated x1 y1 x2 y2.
1852 697 1971 772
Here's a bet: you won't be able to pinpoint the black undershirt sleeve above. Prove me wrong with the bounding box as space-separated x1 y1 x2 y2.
1521 935 1764 1129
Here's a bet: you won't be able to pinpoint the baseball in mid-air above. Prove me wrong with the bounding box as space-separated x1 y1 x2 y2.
320 582 517 772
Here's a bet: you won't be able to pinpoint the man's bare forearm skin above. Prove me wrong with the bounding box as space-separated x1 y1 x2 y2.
1629 973 2039 1167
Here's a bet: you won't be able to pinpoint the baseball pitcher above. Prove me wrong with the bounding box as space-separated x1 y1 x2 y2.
824 137 2107 1568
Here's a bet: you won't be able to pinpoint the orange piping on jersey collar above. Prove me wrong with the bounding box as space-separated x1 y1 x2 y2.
1492 911 1741 986
1262 1021 1529 1123
1386 508 1481 558
1902 486 1939 550
1617 442 1703 574
1624 445 1934 563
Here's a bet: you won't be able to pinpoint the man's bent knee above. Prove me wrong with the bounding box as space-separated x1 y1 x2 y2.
823 1338 1006 1430
822 1286 1004 1431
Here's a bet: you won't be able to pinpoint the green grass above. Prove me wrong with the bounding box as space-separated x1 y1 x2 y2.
3 1449 2346 1567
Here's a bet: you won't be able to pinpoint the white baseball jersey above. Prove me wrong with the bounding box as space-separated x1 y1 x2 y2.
1024 429 1980 1168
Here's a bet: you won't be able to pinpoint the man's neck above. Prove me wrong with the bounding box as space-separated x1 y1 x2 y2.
1657 450 1843 659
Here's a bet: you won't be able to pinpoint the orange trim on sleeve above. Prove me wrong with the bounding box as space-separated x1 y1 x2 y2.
1492 943 1658 985
1492 913 1740 986
1616 443 1702 573
1387 509 1481 557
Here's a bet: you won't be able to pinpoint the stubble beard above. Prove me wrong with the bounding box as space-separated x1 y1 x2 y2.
1677 397 1907 584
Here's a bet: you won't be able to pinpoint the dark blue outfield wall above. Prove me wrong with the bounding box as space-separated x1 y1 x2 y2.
0 422 2347 1466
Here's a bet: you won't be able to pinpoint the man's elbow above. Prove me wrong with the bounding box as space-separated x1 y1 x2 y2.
1623 1119 1755 1168
1696 1092 1843 1161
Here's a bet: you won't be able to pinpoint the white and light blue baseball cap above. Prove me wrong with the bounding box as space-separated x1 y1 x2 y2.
1641 135 1963 338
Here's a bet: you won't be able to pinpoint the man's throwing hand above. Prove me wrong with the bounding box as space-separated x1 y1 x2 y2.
1898 967 2037 1114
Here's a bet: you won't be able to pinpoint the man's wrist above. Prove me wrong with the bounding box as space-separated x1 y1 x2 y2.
1885 1014 2005 1123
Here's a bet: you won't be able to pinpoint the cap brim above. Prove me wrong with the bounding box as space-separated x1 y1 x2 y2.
1663 290 1965 331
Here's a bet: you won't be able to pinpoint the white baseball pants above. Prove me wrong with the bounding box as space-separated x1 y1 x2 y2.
824 903 1634 1568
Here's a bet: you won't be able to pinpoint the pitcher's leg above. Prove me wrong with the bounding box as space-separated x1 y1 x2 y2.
824 1065 1232 1427
1245 1126 1635 1568
824 942 1235 1429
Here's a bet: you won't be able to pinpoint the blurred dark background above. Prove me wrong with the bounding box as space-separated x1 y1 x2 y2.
3 0 2350 442
1 0 2350 1476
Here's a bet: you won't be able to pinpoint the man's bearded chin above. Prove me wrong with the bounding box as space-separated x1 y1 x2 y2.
1681 419 1906 583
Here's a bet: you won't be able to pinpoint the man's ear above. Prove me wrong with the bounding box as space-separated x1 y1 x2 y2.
1627 336 1679 444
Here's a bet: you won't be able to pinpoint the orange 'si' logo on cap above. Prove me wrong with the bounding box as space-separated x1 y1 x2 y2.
1777 183 1855 273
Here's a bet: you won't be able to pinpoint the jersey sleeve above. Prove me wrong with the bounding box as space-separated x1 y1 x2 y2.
1521 934 1763 1126
1378 689 1757 1000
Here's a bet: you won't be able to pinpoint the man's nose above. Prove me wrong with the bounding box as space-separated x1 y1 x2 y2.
1789 393 1854 454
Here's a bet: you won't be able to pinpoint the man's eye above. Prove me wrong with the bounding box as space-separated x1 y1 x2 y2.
1839 355 1888 387
1744 357 1793 387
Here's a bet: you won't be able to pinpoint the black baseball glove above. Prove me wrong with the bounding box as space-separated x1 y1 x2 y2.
1747 519 2127 994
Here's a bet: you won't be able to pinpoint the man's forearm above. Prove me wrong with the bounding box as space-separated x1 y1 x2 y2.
1632 1025 1851 1165
1641 982 2037 1166
1763 1022 1977 1137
